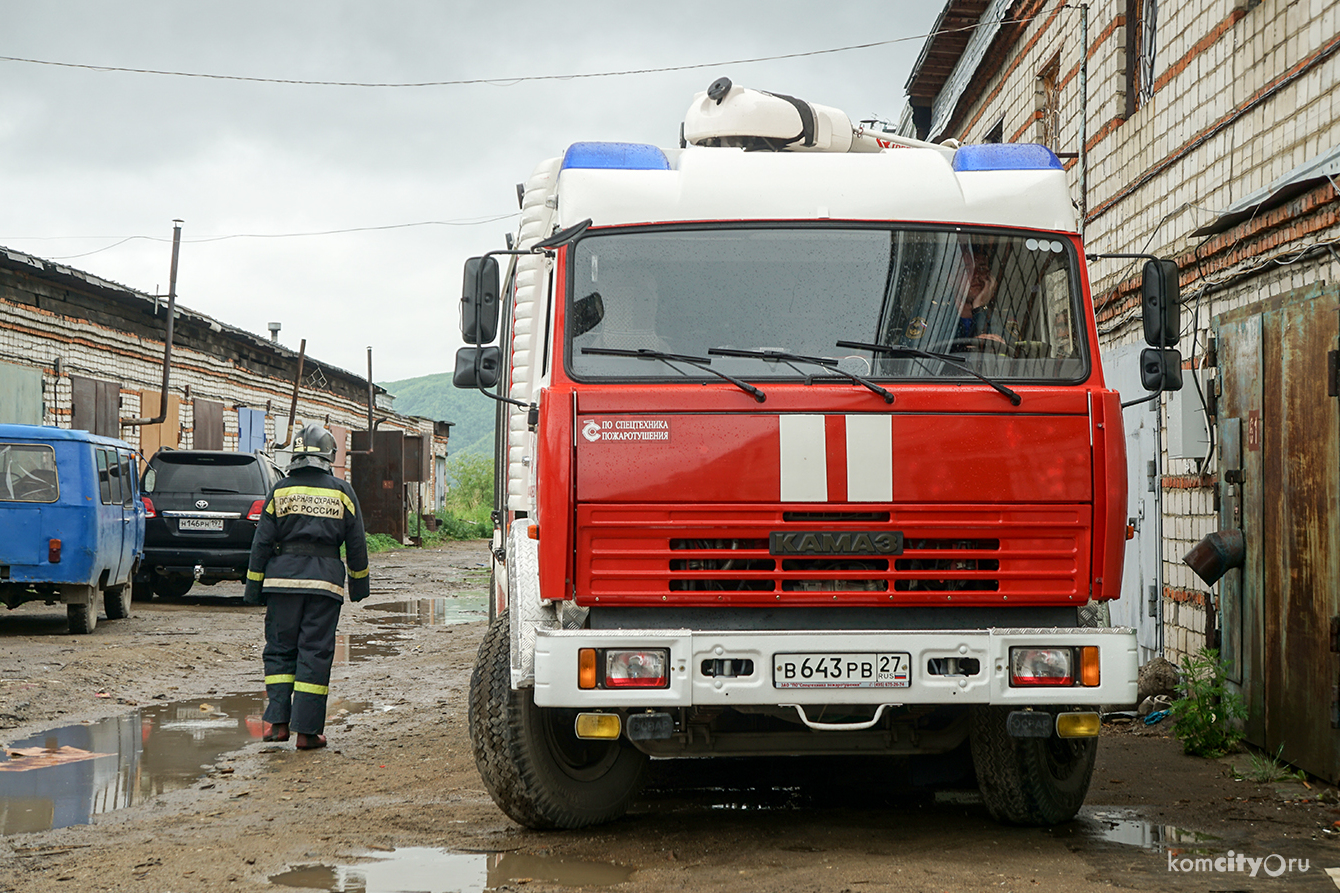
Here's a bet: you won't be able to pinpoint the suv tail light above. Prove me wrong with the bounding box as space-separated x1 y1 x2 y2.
247 499 265 522
142 497 156 519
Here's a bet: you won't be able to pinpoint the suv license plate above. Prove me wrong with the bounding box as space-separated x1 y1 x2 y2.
178 518 224 531
774 653 911 689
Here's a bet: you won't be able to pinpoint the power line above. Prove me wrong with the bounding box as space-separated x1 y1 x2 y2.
0 23 1001 89
13 215 520 260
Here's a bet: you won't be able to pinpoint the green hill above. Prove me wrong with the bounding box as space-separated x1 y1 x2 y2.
381 372 497 457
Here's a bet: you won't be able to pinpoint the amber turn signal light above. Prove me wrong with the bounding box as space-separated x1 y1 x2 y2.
48 539 61 564
578 648 597 689
1079 646 1101 686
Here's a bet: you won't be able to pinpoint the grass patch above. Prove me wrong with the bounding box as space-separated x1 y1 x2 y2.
1172 647 1247 758
365 532 404 554
1233 746 1307 784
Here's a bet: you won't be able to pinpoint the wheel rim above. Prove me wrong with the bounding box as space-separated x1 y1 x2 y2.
539 708 621 782
1043 736 1090 783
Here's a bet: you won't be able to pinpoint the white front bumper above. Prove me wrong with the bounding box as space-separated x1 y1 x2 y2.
531 627 1138 708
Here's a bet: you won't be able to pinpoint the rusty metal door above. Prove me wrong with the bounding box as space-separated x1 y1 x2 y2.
350 429 405 541
138 391 181 461
71 376 121 438
193 399 224 450
1216 286 1340 781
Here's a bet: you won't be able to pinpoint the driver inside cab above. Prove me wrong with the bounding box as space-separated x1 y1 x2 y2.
956 243 1007 351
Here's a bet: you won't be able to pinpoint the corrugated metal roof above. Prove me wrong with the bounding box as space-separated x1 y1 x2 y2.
1191 144 1340 236
0 244 383 396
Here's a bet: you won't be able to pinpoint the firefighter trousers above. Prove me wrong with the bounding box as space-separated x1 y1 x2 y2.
262 592 342 735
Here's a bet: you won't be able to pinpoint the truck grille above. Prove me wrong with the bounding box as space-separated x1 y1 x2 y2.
577 504 1088 607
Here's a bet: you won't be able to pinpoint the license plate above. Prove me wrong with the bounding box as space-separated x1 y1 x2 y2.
774 652 911 689
178 518 223 532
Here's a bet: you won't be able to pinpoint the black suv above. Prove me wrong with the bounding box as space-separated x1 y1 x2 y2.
135 449 282 599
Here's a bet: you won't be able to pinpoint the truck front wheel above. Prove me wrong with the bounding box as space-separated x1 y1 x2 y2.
469 614 648 830
970 705 1096 826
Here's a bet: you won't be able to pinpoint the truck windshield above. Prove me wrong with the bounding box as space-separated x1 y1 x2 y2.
567 226 1087 383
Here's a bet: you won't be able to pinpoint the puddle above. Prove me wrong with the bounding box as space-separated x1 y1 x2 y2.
1054 809 1222 851
363 594 487 627
269 847 634 891
0 692 364 835
333 632 412 665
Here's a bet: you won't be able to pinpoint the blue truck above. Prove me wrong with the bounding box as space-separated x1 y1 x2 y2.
0 425 146 633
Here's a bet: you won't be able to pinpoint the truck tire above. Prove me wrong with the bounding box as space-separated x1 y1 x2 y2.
469 613 648 829
67 602 97 635
104 585 130 620
970 705 1095 826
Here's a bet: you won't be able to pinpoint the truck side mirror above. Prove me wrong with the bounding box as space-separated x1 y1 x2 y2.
571 291 605 337
460 257 500 345
1140 347 1183 392
1142 259 1180 347
453 346 501 389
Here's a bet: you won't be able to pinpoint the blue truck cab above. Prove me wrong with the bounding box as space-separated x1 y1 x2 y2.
0 424 146 634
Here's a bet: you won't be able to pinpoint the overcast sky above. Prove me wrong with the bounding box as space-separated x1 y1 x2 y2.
0 2 944 383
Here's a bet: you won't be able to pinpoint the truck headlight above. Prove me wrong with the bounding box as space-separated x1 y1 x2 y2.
577 648 671 690
1010 647 1074 686
604 650 669 689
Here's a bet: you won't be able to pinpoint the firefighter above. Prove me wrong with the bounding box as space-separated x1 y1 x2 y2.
243 422 369 750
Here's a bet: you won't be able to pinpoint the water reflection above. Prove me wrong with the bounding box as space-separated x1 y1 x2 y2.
362 594 487 628
0 692 364 835
1055 809 1223 851
269 848 634 891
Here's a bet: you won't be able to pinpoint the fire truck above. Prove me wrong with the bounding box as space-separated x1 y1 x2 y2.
454 80 1140 830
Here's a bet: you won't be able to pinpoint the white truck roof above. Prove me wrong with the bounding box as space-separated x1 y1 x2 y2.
551 142 1079 235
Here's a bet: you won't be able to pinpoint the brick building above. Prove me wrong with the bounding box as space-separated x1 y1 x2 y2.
0 245 451 526
902 0 1340 778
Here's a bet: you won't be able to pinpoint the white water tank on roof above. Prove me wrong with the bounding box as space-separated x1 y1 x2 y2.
683 77 859 153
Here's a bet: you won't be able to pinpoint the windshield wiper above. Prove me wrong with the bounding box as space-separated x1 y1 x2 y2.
836 341 1022 406
707 347 894 404
581 347 766 402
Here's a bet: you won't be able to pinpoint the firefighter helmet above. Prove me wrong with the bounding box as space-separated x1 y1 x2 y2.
288 422 337 472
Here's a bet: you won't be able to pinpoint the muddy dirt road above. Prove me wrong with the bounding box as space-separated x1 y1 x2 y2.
0 542 1336 892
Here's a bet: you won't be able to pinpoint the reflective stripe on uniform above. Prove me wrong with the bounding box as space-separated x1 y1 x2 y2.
247 570 265 581
265 674 296 685
272 485 356 519
349 567 369 579
294 681 329 695
262 577 345 596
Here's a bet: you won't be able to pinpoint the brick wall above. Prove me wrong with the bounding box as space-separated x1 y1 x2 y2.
910 0 1340 656
0 255 449 504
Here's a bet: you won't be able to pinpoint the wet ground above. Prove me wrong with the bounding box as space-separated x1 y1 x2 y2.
0 542 1336 892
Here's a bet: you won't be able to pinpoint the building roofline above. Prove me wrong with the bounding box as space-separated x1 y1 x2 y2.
0 244 386 398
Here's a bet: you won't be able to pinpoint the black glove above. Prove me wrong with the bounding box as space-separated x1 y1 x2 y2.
348 575 370 603
243 579 265 606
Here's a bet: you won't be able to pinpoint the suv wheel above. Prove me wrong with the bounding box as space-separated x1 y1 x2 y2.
153 574 195 599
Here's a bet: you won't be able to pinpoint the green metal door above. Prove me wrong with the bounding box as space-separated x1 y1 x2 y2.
1216 286 1340 781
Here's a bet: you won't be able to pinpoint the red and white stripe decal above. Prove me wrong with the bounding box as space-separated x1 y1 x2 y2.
779 414 892 503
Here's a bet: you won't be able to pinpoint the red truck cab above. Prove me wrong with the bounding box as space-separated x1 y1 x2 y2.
455 84 1137 831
